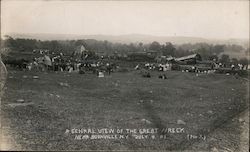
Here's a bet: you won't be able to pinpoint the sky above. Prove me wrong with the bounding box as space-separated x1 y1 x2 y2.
1 0 249 39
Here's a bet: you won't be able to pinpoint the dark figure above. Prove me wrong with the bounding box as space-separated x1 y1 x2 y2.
79 65 85 74
159 74 167 79
211 63 215 70
107 65 112 75
142 72 151 78
96 69 99 76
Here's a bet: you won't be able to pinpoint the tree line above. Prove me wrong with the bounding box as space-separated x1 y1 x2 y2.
1 36 249 64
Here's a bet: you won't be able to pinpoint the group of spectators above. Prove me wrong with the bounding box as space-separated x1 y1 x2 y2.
24 51 116 76
135 62 173 71
212 62 248 70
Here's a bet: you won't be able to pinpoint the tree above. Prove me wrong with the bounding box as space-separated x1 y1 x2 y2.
75 40 85 46
219 54 230 63
149 41 161 52
138 42 143 47
4 36 16 49
195 47 210 60
208 55 218 61
245 48 250 56
231 58 238 64
212 45 224 55
162 42 176 56
239 58 249 66
224 44 243 53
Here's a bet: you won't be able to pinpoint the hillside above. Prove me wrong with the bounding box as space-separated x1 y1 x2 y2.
5 33 249 48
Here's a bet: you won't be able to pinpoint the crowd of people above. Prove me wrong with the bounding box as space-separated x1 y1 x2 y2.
135 62 173 72
3 49 249 78
18 50 117 77
214 62 247 70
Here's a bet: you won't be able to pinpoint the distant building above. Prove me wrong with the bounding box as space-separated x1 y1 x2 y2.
155 55 175 63
146 50 159 57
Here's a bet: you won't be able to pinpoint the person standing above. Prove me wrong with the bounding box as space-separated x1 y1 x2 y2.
231 64 235 70
106 63 112 75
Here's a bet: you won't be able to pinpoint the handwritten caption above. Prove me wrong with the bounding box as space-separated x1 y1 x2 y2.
64 128 206 141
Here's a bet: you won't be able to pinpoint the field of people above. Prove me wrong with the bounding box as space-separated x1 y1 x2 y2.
1 69 249 151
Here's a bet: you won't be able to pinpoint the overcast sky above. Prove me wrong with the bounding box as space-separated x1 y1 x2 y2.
1 0 249 39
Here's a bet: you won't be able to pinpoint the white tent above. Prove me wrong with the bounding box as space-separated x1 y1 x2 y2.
44 55 52 66
75 45 86 55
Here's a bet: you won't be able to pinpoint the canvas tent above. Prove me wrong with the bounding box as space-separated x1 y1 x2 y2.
75 45 86 55
44 55 52 66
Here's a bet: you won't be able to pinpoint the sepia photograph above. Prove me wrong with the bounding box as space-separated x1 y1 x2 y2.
0 0 249 151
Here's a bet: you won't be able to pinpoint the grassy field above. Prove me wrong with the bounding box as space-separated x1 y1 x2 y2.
1 69 249 151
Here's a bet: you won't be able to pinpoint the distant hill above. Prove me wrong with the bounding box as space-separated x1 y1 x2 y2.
4 33 249 48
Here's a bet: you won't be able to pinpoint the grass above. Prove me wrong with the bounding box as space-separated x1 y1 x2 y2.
1 69 249 151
